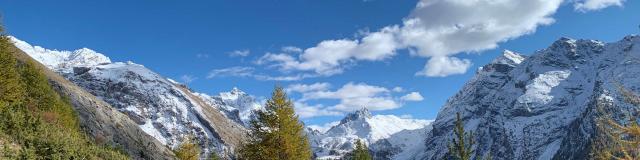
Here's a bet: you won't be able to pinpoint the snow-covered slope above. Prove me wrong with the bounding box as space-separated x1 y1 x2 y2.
10 36 249 158
308 108 432 159
194 87 263 126
418 35 640 160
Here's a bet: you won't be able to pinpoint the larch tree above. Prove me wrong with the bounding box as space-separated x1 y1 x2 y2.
238 86 312 160
591 85 640 160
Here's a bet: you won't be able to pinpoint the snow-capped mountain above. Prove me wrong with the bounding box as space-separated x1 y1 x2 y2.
417 35 640 159
194 87 263 126
10 37 250 158
308 108 433 159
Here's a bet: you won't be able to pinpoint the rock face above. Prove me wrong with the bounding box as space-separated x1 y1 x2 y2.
308 108 432 159
7 41 175 160
194 87 263 127
11 37 249 158
418 35 640 160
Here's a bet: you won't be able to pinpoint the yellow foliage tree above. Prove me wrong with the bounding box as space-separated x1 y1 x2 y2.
592 85 640 160
238 86 312 160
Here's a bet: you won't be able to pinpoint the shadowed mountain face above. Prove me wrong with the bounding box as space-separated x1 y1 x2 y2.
418 35 640 160
10 37 250 158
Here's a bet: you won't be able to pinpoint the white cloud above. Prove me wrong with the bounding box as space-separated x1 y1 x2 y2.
207 66 254 78
256 0 621 78
401 92 424 101
286 83 331 93
392 87 404 92
282 46 303 53
228 49 250 57
180 75 197 84
290 82 400 112
574 0 624 12
308 121 340 133
399 114 413 119
415 56 472 77
288 82 427 118
294 102 342 118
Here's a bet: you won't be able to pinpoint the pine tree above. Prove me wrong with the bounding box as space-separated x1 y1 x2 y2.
448 112 475 160
347 139 372 160
238 86 312 160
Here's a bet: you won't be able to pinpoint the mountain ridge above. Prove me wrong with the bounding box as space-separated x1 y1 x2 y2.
418 35 640 160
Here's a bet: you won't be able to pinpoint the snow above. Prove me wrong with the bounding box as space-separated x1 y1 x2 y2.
421 35 640 160
517 70 571 106
9 36 111 72
309 108 433 159
12 36 250 157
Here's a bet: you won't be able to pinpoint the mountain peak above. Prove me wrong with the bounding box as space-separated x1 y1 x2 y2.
340 107 372 123
479 50 525 74
493 50 525 65
230 87 244 95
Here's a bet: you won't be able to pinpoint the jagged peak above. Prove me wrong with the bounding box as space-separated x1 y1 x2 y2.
478 50 525 74
230 87 244 95
492 50 525 65
340 107 372 124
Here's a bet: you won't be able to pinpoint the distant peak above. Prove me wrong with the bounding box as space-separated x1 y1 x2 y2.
74 47 97 53
340 107 372 123
230 87 245 94
550 37 577 50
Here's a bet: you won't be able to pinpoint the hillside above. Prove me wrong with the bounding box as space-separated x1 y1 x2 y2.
10 36 251 158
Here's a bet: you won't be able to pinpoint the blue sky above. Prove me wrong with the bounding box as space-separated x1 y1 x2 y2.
1 0 638 125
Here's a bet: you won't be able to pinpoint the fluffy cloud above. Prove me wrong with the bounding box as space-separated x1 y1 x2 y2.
294 102 342 119
416 56 472 77
256 0 623 78
298 82 400 111
574 0 625 12
287 82 424 118
401 92 424 101
392 87 404 92
228 49 250 57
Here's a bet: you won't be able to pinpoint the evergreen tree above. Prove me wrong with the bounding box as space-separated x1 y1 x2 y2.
347 139 372 160
448 112 475 160
238 86 312 160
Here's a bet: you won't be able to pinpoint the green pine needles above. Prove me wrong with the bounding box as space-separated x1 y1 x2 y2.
347 139 372 160
238 86 312 160
448 112 475 160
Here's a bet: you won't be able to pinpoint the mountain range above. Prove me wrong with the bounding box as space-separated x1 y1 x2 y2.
8 34 640 159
